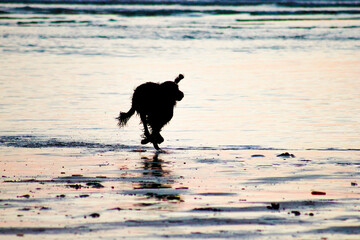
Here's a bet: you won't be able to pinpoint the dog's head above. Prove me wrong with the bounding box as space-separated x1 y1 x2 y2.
161 74 184 102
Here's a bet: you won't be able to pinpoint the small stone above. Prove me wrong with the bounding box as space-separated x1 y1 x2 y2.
89 213 100 218
66 184 82 190
311 191 326 195
17 194 30 199
267 203 280 210
86 182 104 188
291 211 301 216
18 207 31 211
277 152 295 158
108 207 123 211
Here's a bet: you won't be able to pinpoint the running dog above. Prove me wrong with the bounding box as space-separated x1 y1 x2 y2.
117 74 184 150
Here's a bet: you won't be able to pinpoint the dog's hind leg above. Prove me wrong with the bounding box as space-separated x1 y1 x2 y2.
140 113 151 145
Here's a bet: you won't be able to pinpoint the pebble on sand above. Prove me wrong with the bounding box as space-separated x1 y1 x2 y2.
89 213 100 218
291 211 301 216
311 191 326 195
17 194 30 199
277 152 295 158
267 203 280 210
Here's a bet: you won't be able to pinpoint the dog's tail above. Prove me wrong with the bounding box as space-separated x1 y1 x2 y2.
116 107 135 127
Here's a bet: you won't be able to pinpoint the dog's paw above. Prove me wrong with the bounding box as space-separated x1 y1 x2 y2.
155 135 164 144
141 134 164 145
141 138 151 145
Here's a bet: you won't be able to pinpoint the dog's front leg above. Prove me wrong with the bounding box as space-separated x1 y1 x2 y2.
150 128 163 151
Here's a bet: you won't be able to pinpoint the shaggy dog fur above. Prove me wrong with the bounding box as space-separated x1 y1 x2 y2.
117 74 184 150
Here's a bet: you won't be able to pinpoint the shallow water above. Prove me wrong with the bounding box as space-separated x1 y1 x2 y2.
1 1 360 239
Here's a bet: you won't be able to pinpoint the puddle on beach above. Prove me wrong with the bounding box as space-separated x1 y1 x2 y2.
1 146 359 239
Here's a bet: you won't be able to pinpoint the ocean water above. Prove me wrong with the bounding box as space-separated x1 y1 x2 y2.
1 0 360 150
0 1 360 239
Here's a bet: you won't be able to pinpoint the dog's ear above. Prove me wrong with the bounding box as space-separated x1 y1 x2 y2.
174 74 184 84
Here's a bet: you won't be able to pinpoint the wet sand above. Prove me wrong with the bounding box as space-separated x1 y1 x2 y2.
1 145 359 239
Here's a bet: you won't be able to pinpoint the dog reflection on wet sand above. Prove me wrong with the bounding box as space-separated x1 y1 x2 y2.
134 154 182 202
117 74 184 150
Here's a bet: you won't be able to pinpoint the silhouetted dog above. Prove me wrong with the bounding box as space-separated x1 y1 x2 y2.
117 74 184 150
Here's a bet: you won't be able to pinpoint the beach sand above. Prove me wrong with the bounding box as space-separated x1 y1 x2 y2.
1 144 359 239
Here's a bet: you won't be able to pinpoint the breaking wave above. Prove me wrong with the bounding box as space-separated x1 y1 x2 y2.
1 5 360 17
1 135 359 152
0 0 360 7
